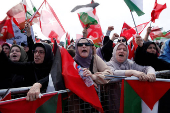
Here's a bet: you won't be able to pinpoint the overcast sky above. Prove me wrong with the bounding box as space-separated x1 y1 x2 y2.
0 0 170 41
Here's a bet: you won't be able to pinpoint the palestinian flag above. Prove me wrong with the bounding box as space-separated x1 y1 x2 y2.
79 11 98 26
46 40 67 100
124 0 144 16
153 37 167 41
0 92 64 113
0 89 11 101
76 1 103 44
151 31 170 40
120 78 170 113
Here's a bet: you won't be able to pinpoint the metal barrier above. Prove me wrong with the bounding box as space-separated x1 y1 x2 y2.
0 70 169 113
0 83 121 113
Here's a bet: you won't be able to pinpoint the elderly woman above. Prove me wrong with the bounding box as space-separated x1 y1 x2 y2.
106 43 156 82
0 42 54 101
74 37 112 85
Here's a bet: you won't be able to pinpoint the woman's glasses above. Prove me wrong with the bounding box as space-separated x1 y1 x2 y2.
32 50 45 55
117 39 126 42
77 43 93 47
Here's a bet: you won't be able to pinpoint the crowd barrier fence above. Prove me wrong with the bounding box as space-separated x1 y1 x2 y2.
0 70 169 113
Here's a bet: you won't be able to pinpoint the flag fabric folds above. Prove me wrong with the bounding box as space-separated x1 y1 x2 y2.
39 1 65 43
120 78 170 113
78 0 103 44
46 40 67 98
60 47 103 113
149 26 162 40
0 89 11 101
65 32 70 48
0 92 63 113
124 0 144 16
151 0 167 23
6 3 26 24
120 22 136 41
0 17 14 45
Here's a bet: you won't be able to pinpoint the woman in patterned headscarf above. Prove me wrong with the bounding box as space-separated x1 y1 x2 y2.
106 43 156 82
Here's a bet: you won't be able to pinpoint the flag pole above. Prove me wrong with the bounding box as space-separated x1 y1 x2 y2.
130 11 139 35
150 21 152 27
29 0 45 22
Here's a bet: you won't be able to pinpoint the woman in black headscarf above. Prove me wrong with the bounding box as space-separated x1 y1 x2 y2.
0 42 54 101
9 45 28 88
134 36 170 71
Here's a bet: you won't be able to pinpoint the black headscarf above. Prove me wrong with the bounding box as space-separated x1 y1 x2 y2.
32 43 54 81
134 41 170 71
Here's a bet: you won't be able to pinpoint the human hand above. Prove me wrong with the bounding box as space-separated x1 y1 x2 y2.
135 35 143 47
111 33 119 41
108 26 114 31
147 27 152 35
13 40 17 44
147 73 156 82
26 83 42 101
92 46 96 55
82 27 88 38
133 70 148 81
83 68 93 77
25 21 31 37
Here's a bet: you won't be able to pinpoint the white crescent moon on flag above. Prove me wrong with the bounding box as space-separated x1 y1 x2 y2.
121 28 127 34
73 61 77 70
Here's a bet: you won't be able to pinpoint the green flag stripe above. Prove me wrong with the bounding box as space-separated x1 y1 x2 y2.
124 80 142 113
36 94 59 113
27 11 32 16
124 0 144 16
33 7 37 12
153 37 167 40
79 12 98 25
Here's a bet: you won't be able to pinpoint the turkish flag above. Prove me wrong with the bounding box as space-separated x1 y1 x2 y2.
151 0 167 23
60 47 103 113
39 1 65 43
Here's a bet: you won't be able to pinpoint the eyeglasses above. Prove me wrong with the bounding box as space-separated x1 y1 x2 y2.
32 50 45 55
77 43 92 47
117 39 126 42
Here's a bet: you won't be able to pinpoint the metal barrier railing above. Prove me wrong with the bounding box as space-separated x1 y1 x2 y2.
0 70 169 113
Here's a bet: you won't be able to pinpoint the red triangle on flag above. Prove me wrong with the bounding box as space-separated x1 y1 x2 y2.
126 80 170 110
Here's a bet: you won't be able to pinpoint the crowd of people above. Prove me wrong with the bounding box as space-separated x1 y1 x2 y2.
0 21 170 112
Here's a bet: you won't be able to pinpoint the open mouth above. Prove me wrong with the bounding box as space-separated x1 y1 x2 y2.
119 54 124 57
12 55 17 58
82 50 87 53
